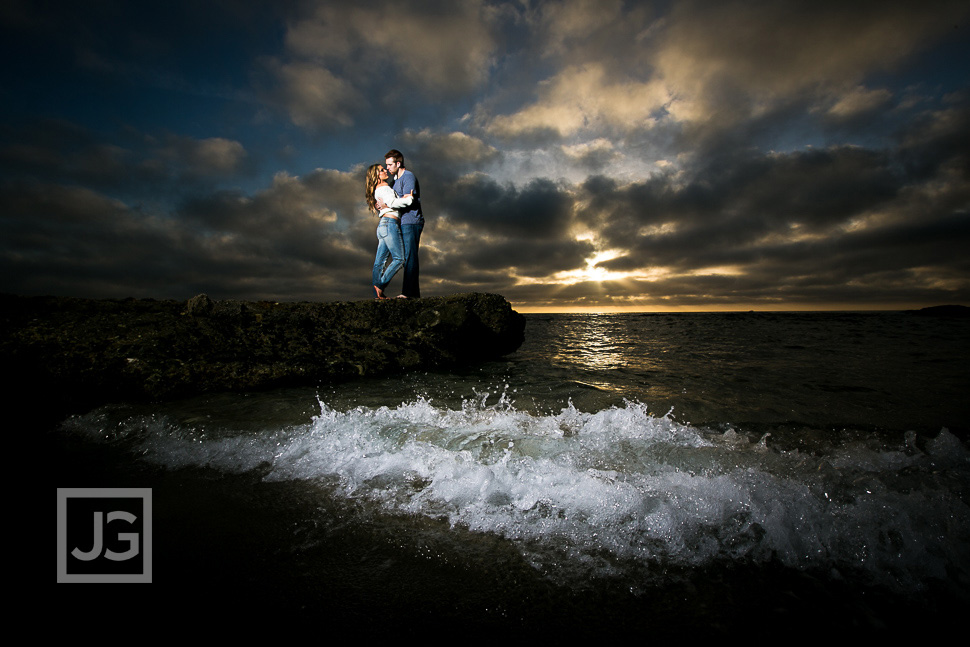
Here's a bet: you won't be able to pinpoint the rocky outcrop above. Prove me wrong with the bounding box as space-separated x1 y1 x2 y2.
1 292 526 416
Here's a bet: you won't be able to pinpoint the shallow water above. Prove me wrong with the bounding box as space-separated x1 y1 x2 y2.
52 311 970 636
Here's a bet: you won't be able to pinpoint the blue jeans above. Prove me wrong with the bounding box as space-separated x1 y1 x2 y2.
401 222 423 298
372 217 405 291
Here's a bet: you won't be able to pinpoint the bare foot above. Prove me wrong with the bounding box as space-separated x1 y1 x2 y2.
396 294 408 299
374 286 387 300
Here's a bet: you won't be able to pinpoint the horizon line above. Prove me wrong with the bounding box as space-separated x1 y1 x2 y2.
513 303 969 314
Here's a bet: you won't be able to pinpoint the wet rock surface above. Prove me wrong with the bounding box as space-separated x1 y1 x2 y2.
2 292 525 416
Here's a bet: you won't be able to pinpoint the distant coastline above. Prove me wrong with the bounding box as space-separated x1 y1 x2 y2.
908 304 970 317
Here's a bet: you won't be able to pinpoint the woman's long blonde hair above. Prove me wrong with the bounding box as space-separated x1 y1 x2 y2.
365 164 383 214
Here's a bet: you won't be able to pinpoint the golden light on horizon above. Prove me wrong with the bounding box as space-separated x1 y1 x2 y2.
513 301 938 314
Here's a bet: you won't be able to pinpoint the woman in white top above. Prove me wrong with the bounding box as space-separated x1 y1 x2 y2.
365 163 414 299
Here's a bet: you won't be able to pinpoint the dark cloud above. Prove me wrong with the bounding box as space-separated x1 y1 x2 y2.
442 176 569 234
0 159 372 301
269 0 511 130
398 130 501 173
0 119 130 188
0 119 256 199
449 235 595 277
897 101 970 180
1 1 967 310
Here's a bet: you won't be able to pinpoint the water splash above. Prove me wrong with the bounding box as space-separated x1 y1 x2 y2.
63 389 970 591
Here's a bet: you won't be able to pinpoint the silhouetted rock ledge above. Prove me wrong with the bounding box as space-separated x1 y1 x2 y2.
1 292 526 416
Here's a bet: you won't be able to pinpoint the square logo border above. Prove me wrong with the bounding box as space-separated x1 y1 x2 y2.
57 488 152 583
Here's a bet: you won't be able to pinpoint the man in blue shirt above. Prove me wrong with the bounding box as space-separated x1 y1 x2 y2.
383 149 423 298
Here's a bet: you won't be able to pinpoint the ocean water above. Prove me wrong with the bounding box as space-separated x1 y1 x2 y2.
53 311 969 636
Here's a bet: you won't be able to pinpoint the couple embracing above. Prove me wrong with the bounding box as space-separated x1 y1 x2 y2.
364 149 424 300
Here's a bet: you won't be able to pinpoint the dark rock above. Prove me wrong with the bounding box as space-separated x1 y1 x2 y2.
1 292 526 417
185 293 214 316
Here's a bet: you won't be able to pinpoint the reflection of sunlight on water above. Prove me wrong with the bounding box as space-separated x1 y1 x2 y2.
544 315 674 408
552 314 627 371
551 315 671 374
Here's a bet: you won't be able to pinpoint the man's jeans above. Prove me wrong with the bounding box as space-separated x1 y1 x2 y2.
401 222 423 298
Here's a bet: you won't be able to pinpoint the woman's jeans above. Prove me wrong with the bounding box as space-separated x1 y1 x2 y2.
372 216 405 291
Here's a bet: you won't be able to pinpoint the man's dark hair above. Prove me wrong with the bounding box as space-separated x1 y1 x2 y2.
384 149 404 165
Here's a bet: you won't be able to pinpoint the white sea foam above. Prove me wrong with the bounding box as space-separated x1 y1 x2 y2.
64 394 970 590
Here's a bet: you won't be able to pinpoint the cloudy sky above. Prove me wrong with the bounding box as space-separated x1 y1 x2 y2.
2 0 968 312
